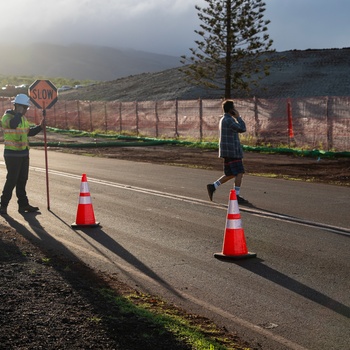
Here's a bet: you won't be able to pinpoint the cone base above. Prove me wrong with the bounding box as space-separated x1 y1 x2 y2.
214 252 256 260
71 222 100 229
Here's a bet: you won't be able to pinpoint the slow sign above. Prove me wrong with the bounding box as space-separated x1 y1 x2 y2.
29 80 58 110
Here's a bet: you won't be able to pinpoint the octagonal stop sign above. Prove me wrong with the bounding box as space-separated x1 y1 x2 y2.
29 80 58 110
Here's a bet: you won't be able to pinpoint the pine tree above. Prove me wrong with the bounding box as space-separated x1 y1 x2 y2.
180 0 274 98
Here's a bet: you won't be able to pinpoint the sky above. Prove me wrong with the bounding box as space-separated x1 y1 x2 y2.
1 0 349 57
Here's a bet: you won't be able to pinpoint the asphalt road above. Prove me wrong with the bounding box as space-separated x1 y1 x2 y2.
0 148 349 350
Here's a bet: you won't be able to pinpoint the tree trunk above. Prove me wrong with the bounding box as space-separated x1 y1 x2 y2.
225 0 232 99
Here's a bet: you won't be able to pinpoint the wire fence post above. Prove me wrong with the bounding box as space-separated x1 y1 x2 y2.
326 96 333 150
119 102 122 134
175 99 179 137
89 101 93 132
199 98 203 142
155 101 159 138
77 100 81 130
135 101 139 137
65 101 68 129
254 97 259 140
53 104 56 126
104 102 108 132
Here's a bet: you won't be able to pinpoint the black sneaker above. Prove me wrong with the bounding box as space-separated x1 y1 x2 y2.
207 184 215 201
237 195 249 205
0 206 8 215
18 205 39 213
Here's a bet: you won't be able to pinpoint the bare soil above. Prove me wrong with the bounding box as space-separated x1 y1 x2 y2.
58 142 350 187
1 137 349 350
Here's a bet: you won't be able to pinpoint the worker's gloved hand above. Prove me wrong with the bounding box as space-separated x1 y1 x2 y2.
9 112 23 129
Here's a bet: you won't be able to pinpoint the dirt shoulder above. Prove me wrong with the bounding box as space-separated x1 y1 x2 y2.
51 142 350 187
31 130 350 186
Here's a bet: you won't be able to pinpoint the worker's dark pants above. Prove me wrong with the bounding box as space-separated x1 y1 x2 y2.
1 155 29 208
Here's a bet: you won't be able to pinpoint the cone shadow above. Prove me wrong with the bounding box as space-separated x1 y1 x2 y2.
78 226 184 299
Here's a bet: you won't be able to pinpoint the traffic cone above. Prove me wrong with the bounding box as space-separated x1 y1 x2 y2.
214 190 256 260
71 174 100 228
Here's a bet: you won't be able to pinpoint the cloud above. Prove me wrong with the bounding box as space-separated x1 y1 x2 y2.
1 0 349 56
1 0 205 55
266 0 350 50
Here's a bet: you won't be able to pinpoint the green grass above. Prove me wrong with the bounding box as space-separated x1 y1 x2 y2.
99 288 250 350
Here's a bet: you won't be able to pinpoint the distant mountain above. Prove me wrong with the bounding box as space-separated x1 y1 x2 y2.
0 43 182 81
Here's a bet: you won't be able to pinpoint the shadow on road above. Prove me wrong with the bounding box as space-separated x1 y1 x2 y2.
2 212 191 349
75 224 184 300
47 209 183 299
232 257 350 319
46 210 183 299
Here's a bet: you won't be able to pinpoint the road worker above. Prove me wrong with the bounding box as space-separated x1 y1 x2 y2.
0 94 44 215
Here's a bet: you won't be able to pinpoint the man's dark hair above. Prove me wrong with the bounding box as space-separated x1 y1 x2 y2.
223 100 234 113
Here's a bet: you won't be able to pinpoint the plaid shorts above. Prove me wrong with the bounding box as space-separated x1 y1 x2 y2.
223 158 245 176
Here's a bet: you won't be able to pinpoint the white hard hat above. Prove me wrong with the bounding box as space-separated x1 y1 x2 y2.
12 94 31 107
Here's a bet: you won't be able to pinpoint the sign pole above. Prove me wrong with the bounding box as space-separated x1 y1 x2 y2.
42 104 50 210
29 80 57 211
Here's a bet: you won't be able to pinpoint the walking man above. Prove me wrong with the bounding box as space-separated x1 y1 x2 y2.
207 100 248 204
0 94 44 215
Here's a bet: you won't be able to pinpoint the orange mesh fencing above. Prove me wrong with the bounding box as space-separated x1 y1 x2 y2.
1 96 349 151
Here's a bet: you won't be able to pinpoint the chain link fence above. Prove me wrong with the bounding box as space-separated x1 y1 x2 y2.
1 96 349 151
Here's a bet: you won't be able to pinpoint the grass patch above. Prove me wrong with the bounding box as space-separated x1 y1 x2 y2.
98 288 250 350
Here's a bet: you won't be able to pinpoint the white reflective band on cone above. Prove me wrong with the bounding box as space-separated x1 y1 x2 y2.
226 219 242 229
80 182 89 193
79 196 92 205
228 201 239 214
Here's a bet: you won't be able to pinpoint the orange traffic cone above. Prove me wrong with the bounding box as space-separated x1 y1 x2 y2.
214 190 256 260
71 174 100 228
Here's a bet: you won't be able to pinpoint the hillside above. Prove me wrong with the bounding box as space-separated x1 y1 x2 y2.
60 48 350 101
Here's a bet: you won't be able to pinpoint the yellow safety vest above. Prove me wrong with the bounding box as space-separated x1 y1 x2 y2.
2 112 30 151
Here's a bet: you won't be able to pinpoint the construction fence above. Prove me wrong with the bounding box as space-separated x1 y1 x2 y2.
1 96 349 151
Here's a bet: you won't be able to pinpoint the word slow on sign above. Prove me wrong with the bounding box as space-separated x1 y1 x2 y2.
29 80 58 109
